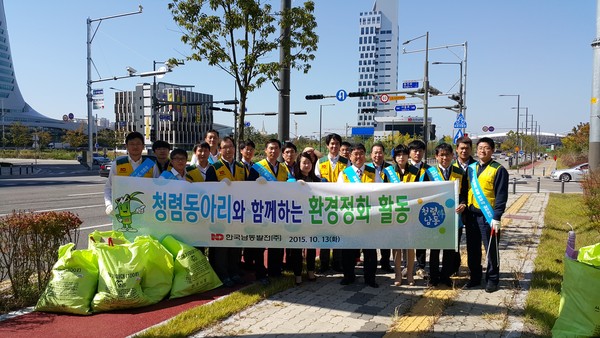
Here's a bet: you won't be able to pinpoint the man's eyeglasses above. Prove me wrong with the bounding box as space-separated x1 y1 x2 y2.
171 157 187 162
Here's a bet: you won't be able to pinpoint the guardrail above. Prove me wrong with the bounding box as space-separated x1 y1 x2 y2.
0 164 35 176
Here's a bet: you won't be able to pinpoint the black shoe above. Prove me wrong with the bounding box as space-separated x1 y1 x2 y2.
365 281 379 288
258 277 270 286
380 265 394 273
232 275 246 285
429 277 440 287
340 278 355 285
485 282 499 293
223 278 235 288
465 280 481 288
440 277 453 287
332 265 344 273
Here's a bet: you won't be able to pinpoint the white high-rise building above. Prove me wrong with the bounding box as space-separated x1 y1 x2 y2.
356 0 399 127
0 0 74 131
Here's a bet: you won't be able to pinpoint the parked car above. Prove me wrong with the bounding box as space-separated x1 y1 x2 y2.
550 163 589 182
99 162 111 177
77 153 111 165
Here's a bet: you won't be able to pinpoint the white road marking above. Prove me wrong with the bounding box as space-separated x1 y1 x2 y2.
0 204 105 217
80 223 112 230
68 192 104 197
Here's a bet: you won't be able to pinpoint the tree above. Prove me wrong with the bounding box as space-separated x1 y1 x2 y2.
561 122 589 154
10 123 29 150
63 124 87 149
169 0 318 147
500 130 518 154
97 128 118 149
37 131 52 150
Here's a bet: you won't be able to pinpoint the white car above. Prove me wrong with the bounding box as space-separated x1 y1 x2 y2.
550 163 589 182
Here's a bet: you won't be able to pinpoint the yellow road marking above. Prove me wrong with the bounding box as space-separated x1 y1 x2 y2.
385 193 531 336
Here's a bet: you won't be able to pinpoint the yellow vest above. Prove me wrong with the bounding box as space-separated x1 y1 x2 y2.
402 164 423 182
115 155 155 178
468 162 501 209
212 159 246 182
257 159 289 182
429 166 465 190
341 166 377 183
319 156 349 182
185 165 205 182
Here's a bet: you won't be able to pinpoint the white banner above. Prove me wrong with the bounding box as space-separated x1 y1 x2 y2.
111 176 459 250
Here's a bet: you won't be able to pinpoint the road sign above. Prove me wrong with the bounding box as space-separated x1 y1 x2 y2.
453 113 467 129
159 114 172 121
336 89 347 102
482 126 489 132
62 115 68 121
389 95 406 101
245 121 251 127
380 94 389 103
402 81 419 89
453 129 464 144
68 113 74 120
488 126 495 132
395 104 416 112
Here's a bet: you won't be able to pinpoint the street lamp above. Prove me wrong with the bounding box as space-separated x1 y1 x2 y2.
319 104 335 152
499 94 520 171
86 6 142 169
403 32 430 159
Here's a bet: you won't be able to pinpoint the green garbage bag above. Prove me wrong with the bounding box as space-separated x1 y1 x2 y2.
134 236 174 303
552 258 600 337
88 230 129 249
91 236 173 312
35 243 99 315
161 235 222 299
577 242 600 267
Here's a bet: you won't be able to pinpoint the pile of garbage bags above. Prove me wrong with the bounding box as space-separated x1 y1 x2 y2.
552 239 600 337
35 231 222 315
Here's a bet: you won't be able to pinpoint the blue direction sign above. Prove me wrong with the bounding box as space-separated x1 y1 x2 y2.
159 114 172 121
453 113 467 129
245 121 251 127
395 104 417 112
402 81 419 89
336 89 347 102
453 129 464 144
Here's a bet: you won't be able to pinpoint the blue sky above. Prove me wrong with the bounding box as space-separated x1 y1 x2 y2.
4 0 596 140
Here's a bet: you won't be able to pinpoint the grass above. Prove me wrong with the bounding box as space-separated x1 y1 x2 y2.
134 274 295 337
523 193 600 336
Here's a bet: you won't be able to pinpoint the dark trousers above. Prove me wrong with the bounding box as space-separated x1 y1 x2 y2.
429 249 456 282
267 248 284 277
341 249 377 283
379 249 392 267
245 247 267 280
415 249 427 270
289 248 316 277
213 247 242 281
466 212 500 284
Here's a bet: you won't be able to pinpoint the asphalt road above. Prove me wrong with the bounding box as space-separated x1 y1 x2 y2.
0 161 111 249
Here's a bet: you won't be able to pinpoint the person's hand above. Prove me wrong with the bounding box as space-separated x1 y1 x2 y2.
455 203 466 214
297 179 306 185
491 220 501 233
221 178 232 186
105 204 114 215
256 177 268 185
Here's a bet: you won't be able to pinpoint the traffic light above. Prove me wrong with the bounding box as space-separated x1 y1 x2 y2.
361 108 377 113
449 94 463 105
305 94 324 100
348 91 369 97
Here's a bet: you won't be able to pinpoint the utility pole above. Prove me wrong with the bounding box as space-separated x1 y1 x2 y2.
590 0 600 170
277 0 291 142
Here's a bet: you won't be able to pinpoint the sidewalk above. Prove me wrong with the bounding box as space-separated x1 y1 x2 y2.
187 193 548 337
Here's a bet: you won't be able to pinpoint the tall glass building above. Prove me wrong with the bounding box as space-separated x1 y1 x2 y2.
356 0 399 127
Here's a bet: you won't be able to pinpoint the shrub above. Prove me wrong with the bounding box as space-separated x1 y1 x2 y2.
0 211 81 305
581 168 600 223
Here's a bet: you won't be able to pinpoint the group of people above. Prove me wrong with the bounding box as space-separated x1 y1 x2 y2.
104 130 508 293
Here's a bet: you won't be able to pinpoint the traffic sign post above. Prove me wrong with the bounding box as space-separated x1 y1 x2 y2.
402 81 420 89
336 89 347 102
380 94 389 103
453 129 464 144
453 113 467 129
395 104 417 112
